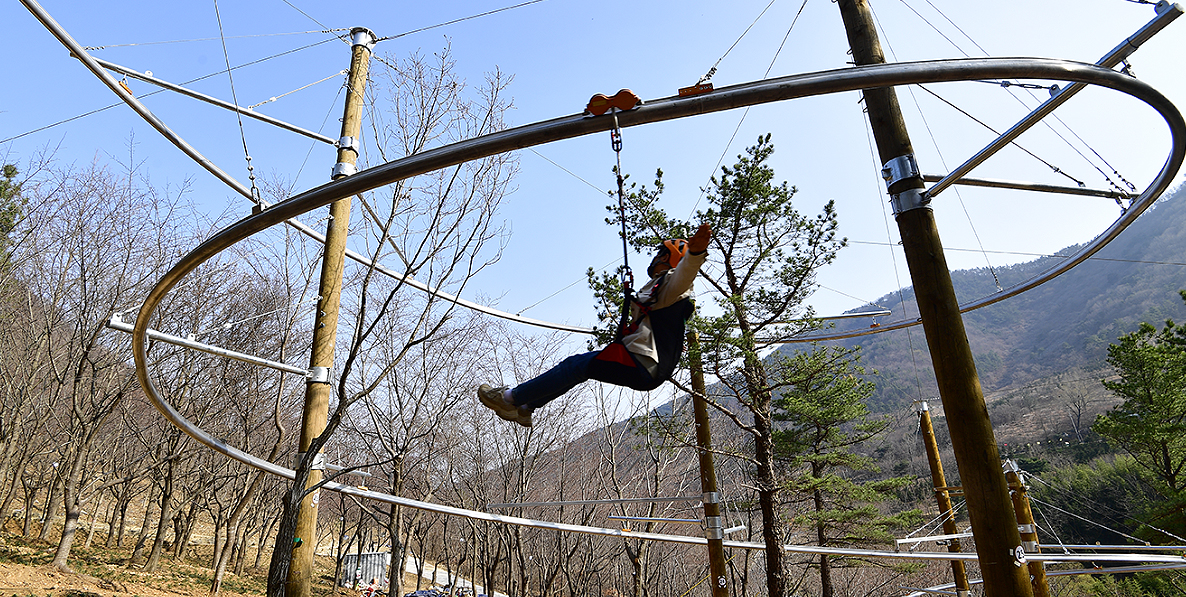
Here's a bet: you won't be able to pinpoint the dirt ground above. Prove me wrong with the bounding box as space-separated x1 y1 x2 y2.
0 559 426 597
0 561 229 597
0 537 426 597
0 516 438 597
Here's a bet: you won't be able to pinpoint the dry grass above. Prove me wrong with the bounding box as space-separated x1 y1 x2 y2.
0 521 343 597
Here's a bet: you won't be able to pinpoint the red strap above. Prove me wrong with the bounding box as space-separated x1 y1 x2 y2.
594 343 637 367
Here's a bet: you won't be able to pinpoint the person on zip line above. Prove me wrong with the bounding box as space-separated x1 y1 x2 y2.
479 222 712 427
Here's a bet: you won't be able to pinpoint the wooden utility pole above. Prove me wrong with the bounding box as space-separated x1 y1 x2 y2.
834 2 1033 595
917 401 971 597
687 332 729 597
1006 462 1051 597
286 27 376 597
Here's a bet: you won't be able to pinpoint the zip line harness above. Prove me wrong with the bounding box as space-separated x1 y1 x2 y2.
610 112 636 342
586 89 644 342
586 89 696 392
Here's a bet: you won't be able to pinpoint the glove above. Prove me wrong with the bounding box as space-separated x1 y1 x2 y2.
688 223 711 254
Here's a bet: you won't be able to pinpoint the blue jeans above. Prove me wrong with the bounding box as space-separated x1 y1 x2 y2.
512 349 656 410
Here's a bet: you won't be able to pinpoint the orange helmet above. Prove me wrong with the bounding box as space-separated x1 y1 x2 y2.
661 239 688 268
649 238 687 277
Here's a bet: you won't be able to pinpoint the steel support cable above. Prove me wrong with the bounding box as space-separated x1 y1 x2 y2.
4 21 338 145
1028 472 1186 543
872 2 1005 307
687 0 810 219
91 57 337 145
81 28 350 51
696 0 780 85
1028 494 1153 546
902 0 1139 195
213 0 261 201
374 0 549 42
863 112 926 400
21 0 253 199
22 0 593 336
247 70 348 109
129 59 1183 544
278 0 343 42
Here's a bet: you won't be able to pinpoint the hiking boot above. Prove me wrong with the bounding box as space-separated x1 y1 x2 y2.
478 384 533 428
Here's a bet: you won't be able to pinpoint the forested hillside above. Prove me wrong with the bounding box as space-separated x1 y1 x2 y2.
819 182 1186 413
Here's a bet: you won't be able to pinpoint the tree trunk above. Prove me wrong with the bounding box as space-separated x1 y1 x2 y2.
234 522 249 575
129 483 160 566
0 444 30 521
50 457 89 573
84 494 104 549
814 484 832 597
177 500 199 561
37 473 62 541
21 475 35 537
112 495 130 547
268 477 306 597
144 479 174 572
256 512 280 570
50 497 81 572
212 518 240 595
211 510 227 570
752 399 785 597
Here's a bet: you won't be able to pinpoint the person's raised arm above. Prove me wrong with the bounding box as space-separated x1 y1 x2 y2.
688 222 711 254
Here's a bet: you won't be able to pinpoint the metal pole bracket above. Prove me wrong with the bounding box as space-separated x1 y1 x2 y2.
703 515 723 540
337 136 360 154
890 188 929 215
332 162 357 179
308 366 332 384
881 154 919 188
295 451 327 470
350 28 377 50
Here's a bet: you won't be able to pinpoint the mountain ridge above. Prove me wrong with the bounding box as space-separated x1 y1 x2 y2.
825 181 1186 412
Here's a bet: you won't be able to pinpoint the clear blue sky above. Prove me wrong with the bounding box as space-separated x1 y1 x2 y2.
5 0 1185 337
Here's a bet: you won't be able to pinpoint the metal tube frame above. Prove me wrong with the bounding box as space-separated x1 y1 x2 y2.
22 0 1186 573
106 313 309 377
487 495 702 509
607 516 702 525
920 174 1131 199
124 57 1184 562
92 57 339 145
925 1 1182 200
18 0 255 200
21 0 596 339
32 0 1180 343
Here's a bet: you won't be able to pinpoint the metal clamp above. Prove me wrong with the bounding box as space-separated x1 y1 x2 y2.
308 366 332 384
337 136 360 153
1017 523 1035 535
332 162 357 179
295 451 327 470
881 154 919 188
890 188 929 215
704 515 723 540
702 491 720 504
1022 540 1038 551
350 27 377 50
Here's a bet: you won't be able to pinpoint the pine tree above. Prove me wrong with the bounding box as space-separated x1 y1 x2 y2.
772 345 920 597
1094 290 1186 539
0 164 25 269
594 134 846 597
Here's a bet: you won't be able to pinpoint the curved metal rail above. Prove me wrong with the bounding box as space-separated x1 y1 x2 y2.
127 58 1184 557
